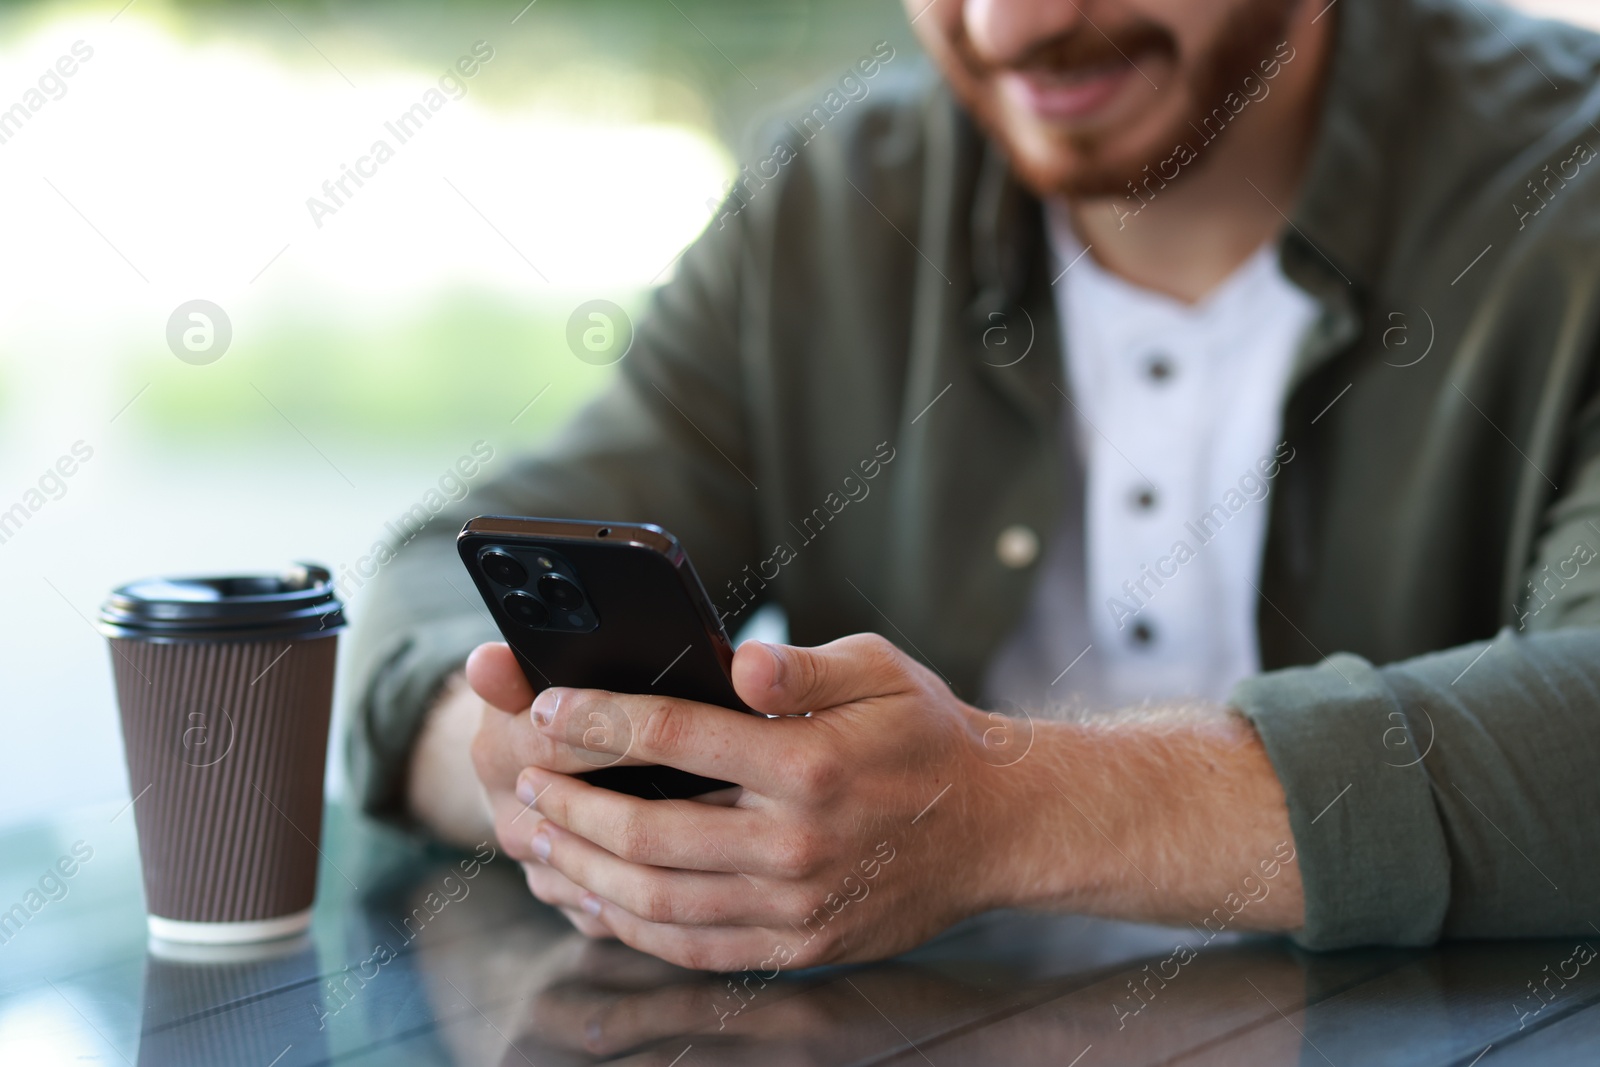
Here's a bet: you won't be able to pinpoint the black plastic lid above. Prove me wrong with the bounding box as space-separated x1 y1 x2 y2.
98 563 345 641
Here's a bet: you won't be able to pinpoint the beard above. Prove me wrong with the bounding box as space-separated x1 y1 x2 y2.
947 0 1303 199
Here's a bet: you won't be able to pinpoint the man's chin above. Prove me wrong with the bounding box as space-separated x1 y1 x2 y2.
964 92 1167 201
1000 135 1151 202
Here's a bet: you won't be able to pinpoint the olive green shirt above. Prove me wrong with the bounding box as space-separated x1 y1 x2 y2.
345 0 1600 949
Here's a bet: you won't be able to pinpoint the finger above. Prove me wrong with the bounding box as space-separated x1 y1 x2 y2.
520 859 615 938
560 905 614 940
521 768 775 874
490 794 544 863
530 685 802 790
466 642 536 713
535 821 783 927
589 897 806 973
732 634 918 717
474 695 646 800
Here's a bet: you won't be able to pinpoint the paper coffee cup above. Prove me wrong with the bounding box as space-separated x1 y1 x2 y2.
99 564 344 944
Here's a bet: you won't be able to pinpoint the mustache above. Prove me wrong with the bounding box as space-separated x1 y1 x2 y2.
967 20 1176 79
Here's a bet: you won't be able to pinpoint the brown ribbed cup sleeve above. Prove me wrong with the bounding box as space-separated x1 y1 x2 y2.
108 635 338 923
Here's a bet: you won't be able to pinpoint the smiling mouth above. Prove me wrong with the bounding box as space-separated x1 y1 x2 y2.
1000 61 1141 123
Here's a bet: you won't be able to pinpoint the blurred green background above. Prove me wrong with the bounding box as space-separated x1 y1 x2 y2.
0 0 918 449
0 0 916 829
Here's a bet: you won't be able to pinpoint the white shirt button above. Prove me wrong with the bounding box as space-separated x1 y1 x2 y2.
996 525 1040 569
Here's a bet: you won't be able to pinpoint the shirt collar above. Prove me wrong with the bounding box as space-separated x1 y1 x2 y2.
1042 198 1286 323
1282 0 1404 301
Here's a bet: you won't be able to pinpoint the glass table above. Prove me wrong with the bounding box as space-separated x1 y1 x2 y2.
2 802 1595 1065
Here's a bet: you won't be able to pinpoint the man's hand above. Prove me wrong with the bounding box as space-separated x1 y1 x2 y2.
465 640 647 941
466 633 1305 972
469 634 1011 970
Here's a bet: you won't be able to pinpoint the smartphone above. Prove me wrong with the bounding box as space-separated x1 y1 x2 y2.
458 515 750 799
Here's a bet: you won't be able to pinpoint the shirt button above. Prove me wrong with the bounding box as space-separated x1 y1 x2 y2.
996 525 1039 569
1144 353 1176 383
1130 485 1158 511
1130 619 1156 646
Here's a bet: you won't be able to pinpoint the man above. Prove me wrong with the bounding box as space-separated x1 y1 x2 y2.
347 0 1600 971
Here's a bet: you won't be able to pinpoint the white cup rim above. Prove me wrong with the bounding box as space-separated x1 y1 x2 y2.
147 908 312 946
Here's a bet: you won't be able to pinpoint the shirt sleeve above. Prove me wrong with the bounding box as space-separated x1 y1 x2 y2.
341 208 763 827
1234 414 1600 949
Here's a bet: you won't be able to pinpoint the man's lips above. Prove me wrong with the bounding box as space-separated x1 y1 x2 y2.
998 63 1139 122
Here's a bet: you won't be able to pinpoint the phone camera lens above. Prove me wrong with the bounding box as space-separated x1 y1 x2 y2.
481 549 528 587
501 590 549 628
537 573 585 611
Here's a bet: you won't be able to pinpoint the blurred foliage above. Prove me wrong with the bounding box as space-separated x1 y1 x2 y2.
0 0 913 448
0 0 916 144
125 291 643 447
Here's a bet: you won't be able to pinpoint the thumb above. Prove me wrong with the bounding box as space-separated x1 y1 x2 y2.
464 642 536 713
731 635 911 716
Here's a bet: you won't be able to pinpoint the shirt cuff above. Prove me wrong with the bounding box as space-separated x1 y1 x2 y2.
1230 653 1452 949
344 614 499 827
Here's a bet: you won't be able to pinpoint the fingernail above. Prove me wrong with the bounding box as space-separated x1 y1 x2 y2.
532 688 560 727
532 831 551 860
580 893 603 917
515 775 537 806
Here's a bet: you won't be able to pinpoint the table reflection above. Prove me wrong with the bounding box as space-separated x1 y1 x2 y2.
109 826 1600 1066
138 934 328 1067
